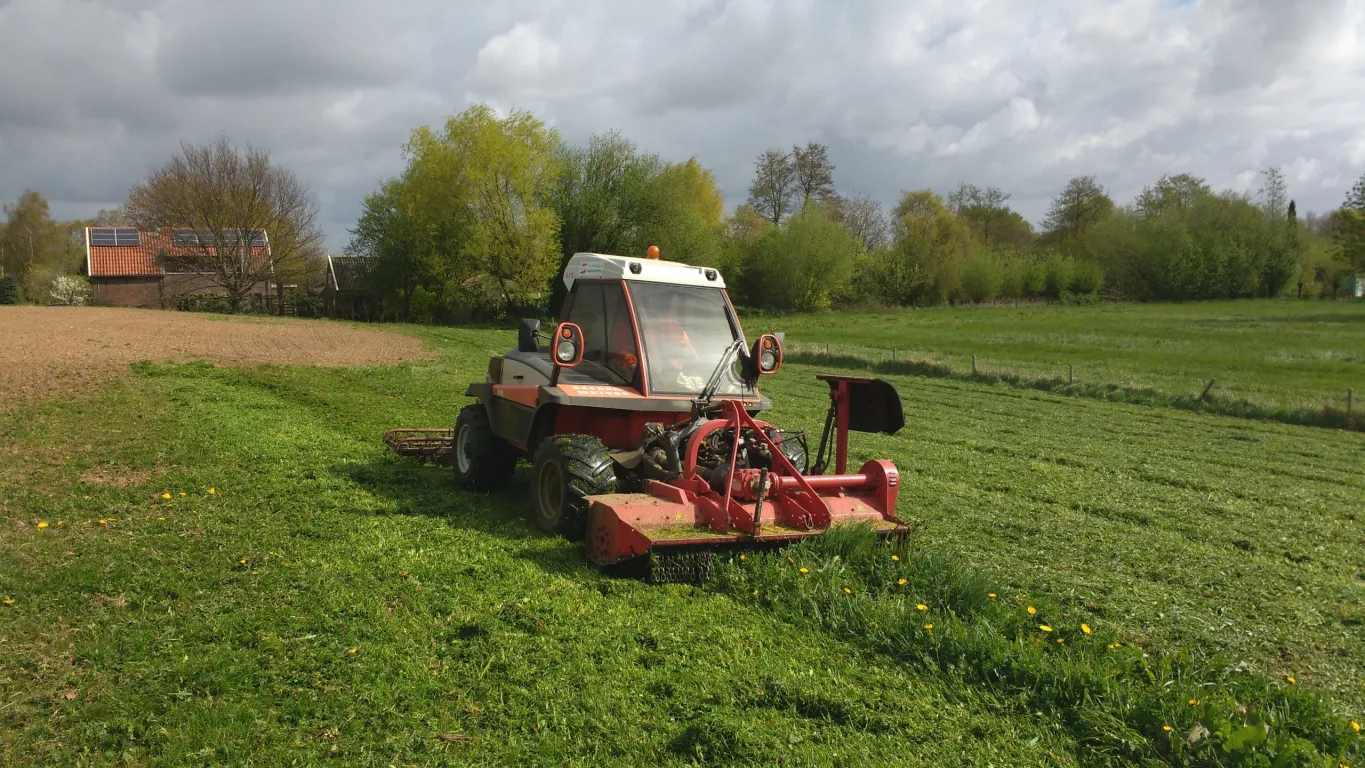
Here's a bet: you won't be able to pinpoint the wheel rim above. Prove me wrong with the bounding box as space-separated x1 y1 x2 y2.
455 425 473 474
537 460 563 523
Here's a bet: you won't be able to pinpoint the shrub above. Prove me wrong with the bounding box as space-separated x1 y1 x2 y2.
0 275 19 305
960 247 1003 304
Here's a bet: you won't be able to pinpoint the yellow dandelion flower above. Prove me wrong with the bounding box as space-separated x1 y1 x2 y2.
1057 638 1064 643
843 587 852 595
923 623 933 630
178 492 186 497
37 521 49 529
1081 623 1092 635
1188 699 1199 706
208 488 216 495
916 604 928 612
1286 676 1296 685
239 559 246 565
161 493 171 500
1162 725 1173 732
739 554 746 562
988 593 997 599
99 519 107 525
1108 642 1121 649
799 567 808 574
1350 720 1360 732
898 578 908 586
157 517 165 521
2 598 14 606
346 647 358 655
1039 625 1053 633
891 555 900 562
1027 606 1037 615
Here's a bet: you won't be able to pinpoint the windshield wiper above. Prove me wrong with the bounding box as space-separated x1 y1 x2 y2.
693 339 744 415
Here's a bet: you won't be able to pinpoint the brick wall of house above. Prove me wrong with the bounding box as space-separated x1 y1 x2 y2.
92 277 163 308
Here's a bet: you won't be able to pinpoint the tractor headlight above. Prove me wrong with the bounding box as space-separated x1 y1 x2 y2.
760 350 777 371
556 341 577 363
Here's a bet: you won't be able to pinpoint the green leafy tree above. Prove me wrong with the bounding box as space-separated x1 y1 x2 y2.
743 206 859 310
959 247 1004 303
548 130 664 311
346 178 435 321
1 190 69 281
396 105 564 317
1333 173 1365 278
867 190 974 305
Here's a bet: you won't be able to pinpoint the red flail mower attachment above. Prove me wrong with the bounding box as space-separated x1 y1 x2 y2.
585 374 908 568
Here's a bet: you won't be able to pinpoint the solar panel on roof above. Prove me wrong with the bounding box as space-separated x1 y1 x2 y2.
90 228 118 246
114 229 140 246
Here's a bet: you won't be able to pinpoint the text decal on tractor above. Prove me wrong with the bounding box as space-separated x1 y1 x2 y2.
387 247 908 582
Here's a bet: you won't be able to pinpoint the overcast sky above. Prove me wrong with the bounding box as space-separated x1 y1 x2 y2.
2 0 1364 251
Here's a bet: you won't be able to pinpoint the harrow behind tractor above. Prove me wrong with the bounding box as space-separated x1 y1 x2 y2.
386 246 908 581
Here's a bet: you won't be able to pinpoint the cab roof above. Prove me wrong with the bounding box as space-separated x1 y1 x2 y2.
562 251 726 291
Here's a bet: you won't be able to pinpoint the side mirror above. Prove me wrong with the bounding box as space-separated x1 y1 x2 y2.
519 318 542 352
551 322 584 368
755 333 782 374
740 333 783 387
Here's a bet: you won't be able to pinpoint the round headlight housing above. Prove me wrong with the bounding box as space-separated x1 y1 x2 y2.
556 340 577 363
760 350 777 371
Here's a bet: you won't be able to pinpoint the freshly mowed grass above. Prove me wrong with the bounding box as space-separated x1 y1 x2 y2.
765 299 1365 409
2 320 1363 765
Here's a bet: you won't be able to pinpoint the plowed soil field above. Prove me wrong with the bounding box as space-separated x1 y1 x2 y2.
0 306 434 411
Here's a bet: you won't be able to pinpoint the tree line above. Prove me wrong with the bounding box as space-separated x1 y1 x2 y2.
347 104 1365 321
3 101 1364 315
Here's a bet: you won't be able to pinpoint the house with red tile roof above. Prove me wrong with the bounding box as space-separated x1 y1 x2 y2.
84 227 276 309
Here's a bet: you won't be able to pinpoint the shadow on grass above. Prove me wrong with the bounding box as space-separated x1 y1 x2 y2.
337 453 601 579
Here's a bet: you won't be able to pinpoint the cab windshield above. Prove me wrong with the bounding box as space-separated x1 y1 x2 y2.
628 282 747 396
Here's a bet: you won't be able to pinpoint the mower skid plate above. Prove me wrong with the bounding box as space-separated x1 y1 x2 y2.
584 491 906 566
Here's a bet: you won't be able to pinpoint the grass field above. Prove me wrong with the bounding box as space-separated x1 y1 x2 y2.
770 299 1365 411
2 305 1364 765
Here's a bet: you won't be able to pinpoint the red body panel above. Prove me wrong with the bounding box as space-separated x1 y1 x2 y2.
584 399 906 565
552 406 692 450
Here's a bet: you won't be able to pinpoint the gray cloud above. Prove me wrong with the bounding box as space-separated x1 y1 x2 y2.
2 0 1364 252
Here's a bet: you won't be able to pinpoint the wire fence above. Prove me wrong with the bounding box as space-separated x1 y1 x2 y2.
780 340 1361 434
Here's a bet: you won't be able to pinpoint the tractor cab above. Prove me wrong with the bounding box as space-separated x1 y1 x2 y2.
498 249 773 406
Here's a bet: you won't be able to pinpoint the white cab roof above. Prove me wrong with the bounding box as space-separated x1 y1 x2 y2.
562 252 726 291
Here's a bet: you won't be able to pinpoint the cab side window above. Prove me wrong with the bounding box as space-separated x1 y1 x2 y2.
564 282 639 386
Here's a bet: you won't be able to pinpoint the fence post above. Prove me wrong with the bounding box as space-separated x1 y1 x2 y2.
1349 388 1354 426
1069 365 1074 385
892 347 897 362
825 343 830 357
971 355 978 376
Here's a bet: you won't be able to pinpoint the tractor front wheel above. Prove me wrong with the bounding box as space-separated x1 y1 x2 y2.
531 434 617 539
452 404 518 492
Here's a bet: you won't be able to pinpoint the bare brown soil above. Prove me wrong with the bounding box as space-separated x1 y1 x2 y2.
0 306 435 411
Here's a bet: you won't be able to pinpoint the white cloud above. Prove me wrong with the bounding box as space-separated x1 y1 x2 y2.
1 0 1364 248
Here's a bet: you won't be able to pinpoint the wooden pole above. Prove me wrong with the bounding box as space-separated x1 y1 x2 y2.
1348 388 1354 425
971 355 978 376
1069 365 1074 385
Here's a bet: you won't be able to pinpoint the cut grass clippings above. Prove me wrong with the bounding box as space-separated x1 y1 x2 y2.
709 525 1364 767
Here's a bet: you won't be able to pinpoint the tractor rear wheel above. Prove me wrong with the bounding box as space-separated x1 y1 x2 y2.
531 434 617 538
452 404 518 492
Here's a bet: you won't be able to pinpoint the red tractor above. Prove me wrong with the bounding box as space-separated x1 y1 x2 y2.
386 247 908 581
